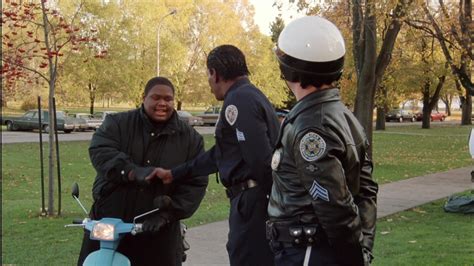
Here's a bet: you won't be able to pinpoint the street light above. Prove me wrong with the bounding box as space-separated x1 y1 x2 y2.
157 8 177 76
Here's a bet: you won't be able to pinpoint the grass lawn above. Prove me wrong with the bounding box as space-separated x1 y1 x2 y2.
373 192 474 265
2 124 473 264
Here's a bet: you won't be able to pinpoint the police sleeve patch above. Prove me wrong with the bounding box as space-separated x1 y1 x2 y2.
236 128 246 142
309 180 329 202
225 105 238 126
299 132 326 162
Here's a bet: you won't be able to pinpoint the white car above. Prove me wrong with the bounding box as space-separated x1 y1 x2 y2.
70 113 103 130
177 111 204 127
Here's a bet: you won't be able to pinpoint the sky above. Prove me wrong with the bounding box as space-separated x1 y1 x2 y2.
249 0 303 36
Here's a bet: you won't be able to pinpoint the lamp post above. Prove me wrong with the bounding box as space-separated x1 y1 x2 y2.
157 8 177 76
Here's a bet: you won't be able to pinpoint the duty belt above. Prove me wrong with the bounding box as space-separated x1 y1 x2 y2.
266 220 325 246
225 179 258 199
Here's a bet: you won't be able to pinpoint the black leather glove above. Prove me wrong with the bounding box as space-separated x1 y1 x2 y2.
142 214 169 233
131 166 155 186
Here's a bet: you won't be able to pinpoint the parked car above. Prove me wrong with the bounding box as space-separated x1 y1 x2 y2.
177 110 204 127
68 113 103 130
93 111 118 120
3 110 75 133
196 106 221 126
385 109 416 122
415 110 446 122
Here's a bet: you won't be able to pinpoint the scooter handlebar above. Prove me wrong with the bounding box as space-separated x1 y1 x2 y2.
131 224 143 235
73 218 85 224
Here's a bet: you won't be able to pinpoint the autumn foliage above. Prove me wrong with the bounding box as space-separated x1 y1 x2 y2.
1 0 105 93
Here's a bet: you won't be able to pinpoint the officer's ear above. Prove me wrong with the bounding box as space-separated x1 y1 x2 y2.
209 68 219 83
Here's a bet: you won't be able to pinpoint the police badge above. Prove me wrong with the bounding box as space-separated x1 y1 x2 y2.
299 132 326 162
271 149 281 170
225 105 238 126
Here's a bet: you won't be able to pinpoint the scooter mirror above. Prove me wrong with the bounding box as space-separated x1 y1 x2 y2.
72 183 80 199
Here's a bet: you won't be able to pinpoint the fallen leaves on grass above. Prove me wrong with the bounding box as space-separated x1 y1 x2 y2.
408 240 417 243
380 231 390 235
412 208 427 214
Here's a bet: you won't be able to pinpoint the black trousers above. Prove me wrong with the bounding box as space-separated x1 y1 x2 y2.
270 240 365 266
226 186 274 266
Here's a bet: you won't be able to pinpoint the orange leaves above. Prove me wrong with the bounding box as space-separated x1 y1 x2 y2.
39 63 48 68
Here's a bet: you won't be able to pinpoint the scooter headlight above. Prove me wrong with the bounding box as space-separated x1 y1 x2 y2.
91 223 115 241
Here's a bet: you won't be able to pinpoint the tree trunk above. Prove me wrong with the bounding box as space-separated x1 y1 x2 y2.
89 83 95 114
353 0 409 156
48 81 56 216
422 81 431 129
177 100 182 111
41 0 56 216
461 92 473 124
441 94 452 116
353 1 377 155
375 107 386 130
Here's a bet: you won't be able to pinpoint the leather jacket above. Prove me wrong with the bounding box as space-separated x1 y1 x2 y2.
268 88 378 251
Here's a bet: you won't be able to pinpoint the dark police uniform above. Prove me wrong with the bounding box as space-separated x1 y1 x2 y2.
172 77 279 266
267 88 378 266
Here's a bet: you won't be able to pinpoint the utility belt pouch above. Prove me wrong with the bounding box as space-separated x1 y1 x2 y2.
266 220 321 246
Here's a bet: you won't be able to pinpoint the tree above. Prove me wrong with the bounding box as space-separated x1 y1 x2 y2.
1 0 100 215
270 15 285 43
352 0 413 154
422 0 472 124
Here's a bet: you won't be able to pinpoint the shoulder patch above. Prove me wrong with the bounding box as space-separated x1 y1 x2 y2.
271 149 282 171
299 132 326 162
225 105 238 126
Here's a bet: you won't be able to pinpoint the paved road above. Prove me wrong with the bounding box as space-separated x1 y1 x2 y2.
183 166 473 266
2 121 458 144
1 126 216 144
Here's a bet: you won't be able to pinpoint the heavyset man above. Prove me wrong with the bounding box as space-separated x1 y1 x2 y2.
266 16 379 266
77 77 208 266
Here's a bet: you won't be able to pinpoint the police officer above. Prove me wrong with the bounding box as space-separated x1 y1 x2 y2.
267 16 379 266
154 45 279 265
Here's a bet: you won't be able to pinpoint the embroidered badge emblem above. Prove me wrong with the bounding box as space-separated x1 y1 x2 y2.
225 105 238 126
271 149 282 170
299 132 326 162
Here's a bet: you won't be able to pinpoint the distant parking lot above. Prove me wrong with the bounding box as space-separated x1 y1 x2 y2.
1 126 216 144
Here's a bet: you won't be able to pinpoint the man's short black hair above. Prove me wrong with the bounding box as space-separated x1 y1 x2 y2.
144 76 175 96
206 45 250 81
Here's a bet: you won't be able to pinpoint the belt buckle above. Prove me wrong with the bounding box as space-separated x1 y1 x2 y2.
247 179 258 188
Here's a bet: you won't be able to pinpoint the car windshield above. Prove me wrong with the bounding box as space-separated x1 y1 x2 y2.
178 111 192 117
78 114 91 119
56 111 66 119
388 110 400 115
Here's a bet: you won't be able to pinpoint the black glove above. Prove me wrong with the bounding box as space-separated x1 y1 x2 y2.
131 167 155 186
142 214 169 233
363 248 374 265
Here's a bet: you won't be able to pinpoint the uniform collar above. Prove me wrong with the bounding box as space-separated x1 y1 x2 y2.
139 105 183 135
285 88 340 123
224 77 251 98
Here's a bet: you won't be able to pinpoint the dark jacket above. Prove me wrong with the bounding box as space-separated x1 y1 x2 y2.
172 77 279 190
88 107 208 266
268 88 378 252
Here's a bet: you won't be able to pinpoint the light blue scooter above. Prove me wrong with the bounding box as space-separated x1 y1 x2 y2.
65 183 164 266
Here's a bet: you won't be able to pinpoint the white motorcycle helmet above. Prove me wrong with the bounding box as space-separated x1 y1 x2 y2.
276 16 345 82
